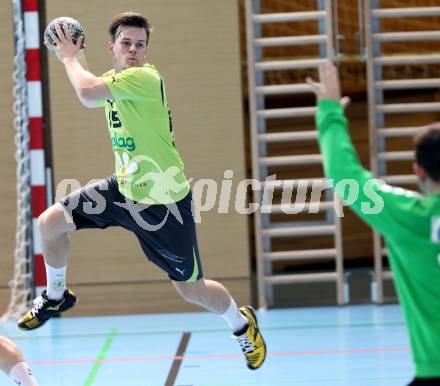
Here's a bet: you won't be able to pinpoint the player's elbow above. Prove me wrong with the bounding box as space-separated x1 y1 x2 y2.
79 97 100 109
79 99 97 108
77 88 100 108
78 79 111 102
78 86 95 101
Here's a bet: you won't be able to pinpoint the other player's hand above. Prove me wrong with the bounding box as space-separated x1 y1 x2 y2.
44 22 84 63
306 61 350 108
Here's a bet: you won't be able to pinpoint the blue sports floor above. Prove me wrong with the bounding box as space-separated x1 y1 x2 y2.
0 304 413 386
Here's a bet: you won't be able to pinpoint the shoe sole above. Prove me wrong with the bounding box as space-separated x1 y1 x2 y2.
17 296 77 331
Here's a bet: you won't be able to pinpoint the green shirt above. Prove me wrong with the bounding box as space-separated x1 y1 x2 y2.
317 99 440 377
100 63 190 204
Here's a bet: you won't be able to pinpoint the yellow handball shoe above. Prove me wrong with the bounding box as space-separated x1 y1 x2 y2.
17 289 77 331
235 306 267 370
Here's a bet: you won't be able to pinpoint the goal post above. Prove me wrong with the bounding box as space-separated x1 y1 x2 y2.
2 0 48 322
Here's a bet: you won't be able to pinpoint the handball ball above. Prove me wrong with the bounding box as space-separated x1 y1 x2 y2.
44 17 85 54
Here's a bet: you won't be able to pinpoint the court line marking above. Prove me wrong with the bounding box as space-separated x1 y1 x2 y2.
165 332 191 386
30 346 409 366
82 327 118 386
6 321 406 342
195 375 410 385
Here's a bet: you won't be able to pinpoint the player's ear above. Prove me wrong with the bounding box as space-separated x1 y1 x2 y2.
413 162 427 181
107 40 114 53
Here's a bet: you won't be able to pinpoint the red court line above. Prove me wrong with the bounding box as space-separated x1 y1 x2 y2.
30 347 409 366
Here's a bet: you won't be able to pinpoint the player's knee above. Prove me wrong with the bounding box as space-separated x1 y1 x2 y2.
37 204 69 238
176 285 195 302
0 337 22 372
175 282 204 304
37 208 55 237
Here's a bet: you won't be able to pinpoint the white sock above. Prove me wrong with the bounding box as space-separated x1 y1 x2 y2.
9 362 39 386
45 263 67 300
220 297 248 334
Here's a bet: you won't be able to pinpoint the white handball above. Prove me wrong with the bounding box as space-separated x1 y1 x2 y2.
44 17 85 55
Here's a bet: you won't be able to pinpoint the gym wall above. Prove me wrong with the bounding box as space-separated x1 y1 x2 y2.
3 1 437 314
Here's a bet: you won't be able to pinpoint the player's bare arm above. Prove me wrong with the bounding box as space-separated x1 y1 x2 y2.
45 22 111 108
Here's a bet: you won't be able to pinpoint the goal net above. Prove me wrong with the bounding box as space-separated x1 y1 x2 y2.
1 0 35 322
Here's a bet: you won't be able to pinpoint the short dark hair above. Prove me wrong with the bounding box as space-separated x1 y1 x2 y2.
108 12 151 44
415 123 440 182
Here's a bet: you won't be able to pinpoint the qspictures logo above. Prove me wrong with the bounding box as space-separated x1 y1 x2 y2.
111 134 136 151
57 167 389 233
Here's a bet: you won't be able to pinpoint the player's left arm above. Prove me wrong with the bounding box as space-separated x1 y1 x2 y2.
307 62 420 237
45 22 111 108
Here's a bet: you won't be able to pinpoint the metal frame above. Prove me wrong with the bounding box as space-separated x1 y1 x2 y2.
364 0 440 303
245 0 346 309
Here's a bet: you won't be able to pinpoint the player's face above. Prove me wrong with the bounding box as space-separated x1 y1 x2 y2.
109 26 148 72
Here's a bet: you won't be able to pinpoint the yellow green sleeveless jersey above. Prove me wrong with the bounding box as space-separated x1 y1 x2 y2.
99 63 190 204
317 99 440 377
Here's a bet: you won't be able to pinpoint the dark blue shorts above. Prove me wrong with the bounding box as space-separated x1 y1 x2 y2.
61 175 203 282
407 378 440 386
